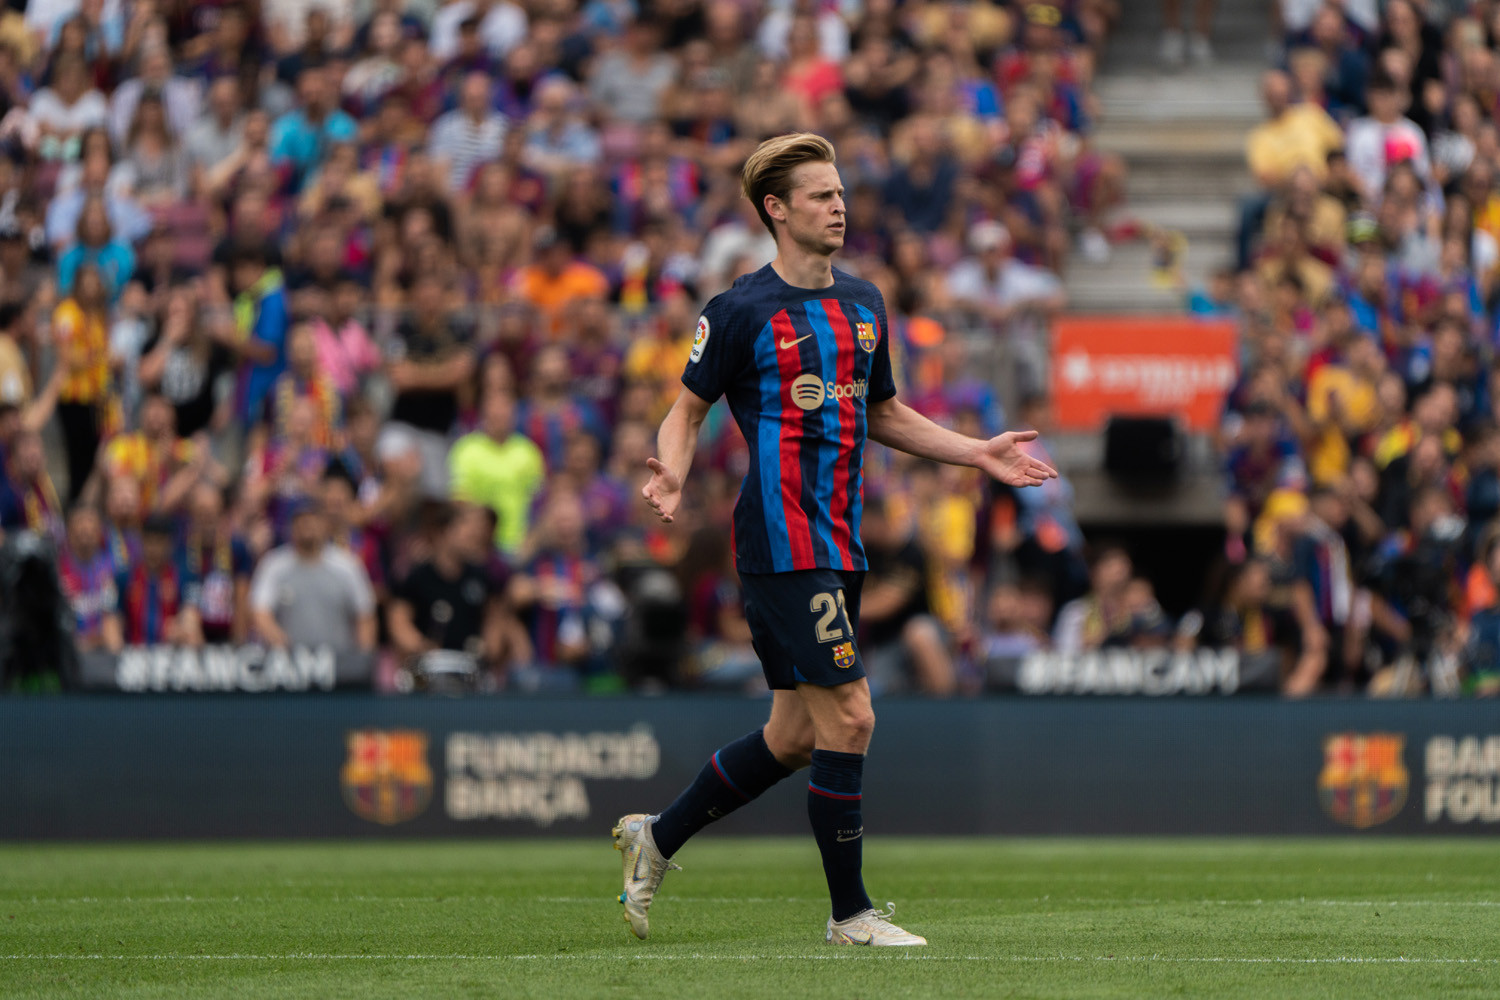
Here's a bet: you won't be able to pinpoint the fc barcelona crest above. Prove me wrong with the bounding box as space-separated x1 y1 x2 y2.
341 729 433 825
1317 732 1408 829
832 642 856 669
855 322 877 353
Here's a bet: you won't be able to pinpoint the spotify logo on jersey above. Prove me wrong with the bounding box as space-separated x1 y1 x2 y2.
790 373 827 410
790 373 868 410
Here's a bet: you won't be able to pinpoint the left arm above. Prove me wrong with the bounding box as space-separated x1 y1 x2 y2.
866 397 1057 488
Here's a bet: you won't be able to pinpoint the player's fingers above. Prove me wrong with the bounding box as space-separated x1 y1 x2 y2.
1009 429 1039 442
645 457 666 474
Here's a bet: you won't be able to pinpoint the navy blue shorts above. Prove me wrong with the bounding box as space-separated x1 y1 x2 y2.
740 569 866 689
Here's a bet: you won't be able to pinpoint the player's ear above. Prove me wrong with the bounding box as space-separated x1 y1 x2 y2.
764 194 787 224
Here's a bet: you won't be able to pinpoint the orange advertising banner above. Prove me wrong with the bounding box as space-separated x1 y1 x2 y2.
1050 316 1238 432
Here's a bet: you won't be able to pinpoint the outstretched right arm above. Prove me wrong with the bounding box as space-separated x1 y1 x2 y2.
642 387 713 524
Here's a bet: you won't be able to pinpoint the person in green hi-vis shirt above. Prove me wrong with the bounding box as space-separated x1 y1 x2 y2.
448 390 544 554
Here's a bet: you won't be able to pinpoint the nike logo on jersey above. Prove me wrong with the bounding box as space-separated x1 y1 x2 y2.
779 334 812 349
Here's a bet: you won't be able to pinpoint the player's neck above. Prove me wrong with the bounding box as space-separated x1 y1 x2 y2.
770 244 835 290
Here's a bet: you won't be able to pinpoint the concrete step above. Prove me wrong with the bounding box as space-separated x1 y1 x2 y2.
1093 70 1265 125
1063 242 1232 313
1126 166 1255 200
1094 133 1251 174
1119 200 1237 239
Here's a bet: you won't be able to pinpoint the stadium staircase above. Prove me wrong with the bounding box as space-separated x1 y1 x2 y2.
1046 0 1270 528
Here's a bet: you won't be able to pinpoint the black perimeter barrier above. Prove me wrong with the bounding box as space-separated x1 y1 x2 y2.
2 697 1497 839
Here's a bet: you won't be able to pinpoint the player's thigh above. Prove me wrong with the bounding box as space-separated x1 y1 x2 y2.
796 677 875 754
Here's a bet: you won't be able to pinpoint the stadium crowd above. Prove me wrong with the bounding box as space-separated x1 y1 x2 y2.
1199 0 1500 697
0 0 1138 696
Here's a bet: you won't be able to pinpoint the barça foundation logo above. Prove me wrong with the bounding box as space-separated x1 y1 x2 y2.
1318 733 1408 829
341 729 434 825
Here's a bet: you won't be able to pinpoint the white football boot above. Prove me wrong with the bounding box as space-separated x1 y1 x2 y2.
612 813 680 939
826 902 927 946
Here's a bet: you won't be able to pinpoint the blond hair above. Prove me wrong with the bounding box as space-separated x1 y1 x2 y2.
741 132 837 235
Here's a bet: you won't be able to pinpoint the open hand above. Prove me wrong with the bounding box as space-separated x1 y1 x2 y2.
973 431 1058 487
641 457 683 523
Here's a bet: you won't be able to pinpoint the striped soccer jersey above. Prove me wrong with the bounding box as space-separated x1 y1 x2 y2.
681 264 897 574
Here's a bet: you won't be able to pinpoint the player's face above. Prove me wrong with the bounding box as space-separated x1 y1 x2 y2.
776 161 845 256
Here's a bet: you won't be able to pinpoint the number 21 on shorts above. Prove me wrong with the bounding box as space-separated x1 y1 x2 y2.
810 589 852 643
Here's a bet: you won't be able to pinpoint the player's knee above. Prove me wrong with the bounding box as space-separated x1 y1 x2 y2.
764 725 814 769
835 703 876 745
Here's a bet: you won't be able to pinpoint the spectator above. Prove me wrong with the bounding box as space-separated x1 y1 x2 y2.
177 481 253 645
308 280 382 399
513 227 610 336
945 221 1066 398
249 498 377 654
106 513 203 649
1345 69 1432 207
388 501 511 675
380 269 475 498
518 344 609 470
1053 544 1138 656
858 491 956 696
589 19 677 126
52 262 115 501
0 430 63 541
100 391 206 514
270 64 358 189
57 195 135 300
57 502 115 652
429 71 507 195
137 287 236 439
46 136 153 250
1462 537 1500 697
219 244 290 427
116 91 190 209
509 489 611 688
29 51 108 161
521 77 602 180
977 580 1049 684
266 322 341 450
107 43 201 149
449 389 544 555
184 75 245 185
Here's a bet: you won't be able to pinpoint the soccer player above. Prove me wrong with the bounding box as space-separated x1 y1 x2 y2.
614 133 1057 947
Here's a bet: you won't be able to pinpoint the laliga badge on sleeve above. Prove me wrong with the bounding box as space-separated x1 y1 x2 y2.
690 315 710 363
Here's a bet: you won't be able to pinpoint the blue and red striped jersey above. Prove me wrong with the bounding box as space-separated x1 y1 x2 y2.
682 265 897 574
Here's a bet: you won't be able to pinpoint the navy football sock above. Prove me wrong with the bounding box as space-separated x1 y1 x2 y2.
807 749 874 922
651 729 794 859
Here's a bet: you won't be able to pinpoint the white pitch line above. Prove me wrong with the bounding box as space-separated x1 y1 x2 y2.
8 896 1500 907
1 954 1497 965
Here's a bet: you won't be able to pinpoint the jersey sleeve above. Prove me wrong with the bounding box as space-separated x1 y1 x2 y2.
680 294 741 404
868 295 898 403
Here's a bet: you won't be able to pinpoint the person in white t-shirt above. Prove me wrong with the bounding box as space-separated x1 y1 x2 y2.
28 53 108 161
944 221 1066 397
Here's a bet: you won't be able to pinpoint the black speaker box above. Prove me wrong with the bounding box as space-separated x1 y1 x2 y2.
1103 415 1181 480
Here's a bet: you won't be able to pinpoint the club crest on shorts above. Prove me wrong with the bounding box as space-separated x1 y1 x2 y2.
1317 732 1408 829
831 642 856 669
341 729 433 825
690 315 710 363
855 322 877 353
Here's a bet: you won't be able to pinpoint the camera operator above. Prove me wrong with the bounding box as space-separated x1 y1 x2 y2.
1363 486 1465 695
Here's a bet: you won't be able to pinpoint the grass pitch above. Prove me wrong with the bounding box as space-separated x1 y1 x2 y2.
1 838 1497 999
